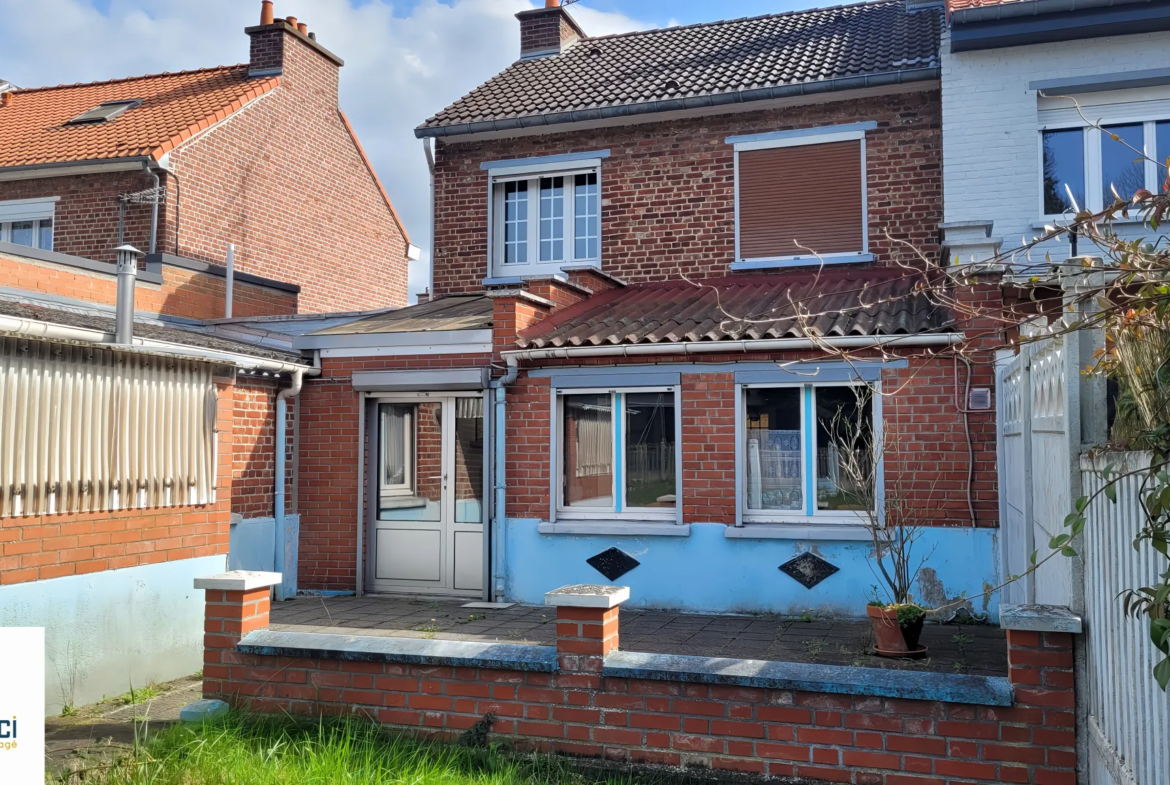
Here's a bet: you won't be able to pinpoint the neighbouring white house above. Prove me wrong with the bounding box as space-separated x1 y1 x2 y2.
941 0 1170 265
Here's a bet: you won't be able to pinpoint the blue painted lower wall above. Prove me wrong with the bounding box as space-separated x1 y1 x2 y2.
0 554 226 716
504 521 1000 620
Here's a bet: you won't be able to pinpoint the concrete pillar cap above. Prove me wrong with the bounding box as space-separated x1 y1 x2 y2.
194 571 283 592
1000 604 1083 634
545 584 630 608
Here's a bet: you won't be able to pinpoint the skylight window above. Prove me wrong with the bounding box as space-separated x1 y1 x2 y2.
66 99 142 125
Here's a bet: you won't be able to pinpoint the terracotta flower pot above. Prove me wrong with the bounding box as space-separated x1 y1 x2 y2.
867 604 929 659
866 604 907 654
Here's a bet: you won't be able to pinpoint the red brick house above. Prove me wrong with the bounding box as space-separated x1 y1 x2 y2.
293 0 1006 617
0 1 412 714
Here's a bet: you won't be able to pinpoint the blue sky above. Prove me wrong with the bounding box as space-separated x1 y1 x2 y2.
0 0 825 300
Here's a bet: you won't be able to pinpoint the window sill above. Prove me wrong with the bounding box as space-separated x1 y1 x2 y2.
731 253 873 271
726 524 873 541
539 521 690 537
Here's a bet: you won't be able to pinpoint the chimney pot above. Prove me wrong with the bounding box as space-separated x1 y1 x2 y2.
286 15 297 26
113 245 144 345
260 0 274 25
546 0 560 6
297 22 308 34
308 31 317 40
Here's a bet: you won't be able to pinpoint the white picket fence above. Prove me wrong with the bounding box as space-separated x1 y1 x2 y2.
997 321 1170 784
1081 453 1170 785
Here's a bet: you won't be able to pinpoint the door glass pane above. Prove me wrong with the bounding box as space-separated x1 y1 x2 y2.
38 218 53 251
744 388 802 512
1102 123 1145 204
1042 128 1085 214
624 392 675 509
10 221 33 247
562 393 613 509
574 173 599 260
503 181 528 264
815 387 873 512
539 176 564 262
454 397 484 524
378 402 441 522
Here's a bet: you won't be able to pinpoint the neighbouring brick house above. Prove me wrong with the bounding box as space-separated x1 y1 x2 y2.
0 1 412 714
292 0 1007 618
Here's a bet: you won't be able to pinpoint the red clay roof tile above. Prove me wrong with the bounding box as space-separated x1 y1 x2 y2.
0 65 280 169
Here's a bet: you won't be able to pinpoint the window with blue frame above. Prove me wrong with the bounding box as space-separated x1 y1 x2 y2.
558 389 677 519
742 384 874 522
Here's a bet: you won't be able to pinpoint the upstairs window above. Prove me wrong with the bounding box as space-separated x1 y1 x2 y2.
1041 118 1170 215
486 153 605 278
0 197 56 251
730 123 872 269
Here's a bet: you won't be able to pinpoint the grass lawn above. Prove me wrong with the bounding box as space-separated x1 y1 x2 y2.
94 713 687 785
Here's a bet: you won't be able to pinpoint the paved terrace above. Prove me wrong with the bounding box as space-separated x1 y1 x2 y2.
269 596 1006 677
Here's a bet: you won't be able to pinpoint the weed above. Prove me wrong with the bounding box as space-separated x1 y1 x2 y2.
798 609 818 623
117 684 163 705
415 619 441 633
951 632 974 657
60 704 78 717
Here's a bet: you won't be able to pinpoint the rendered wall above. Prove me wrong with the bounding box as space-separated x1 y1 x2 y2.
503 521 1001 620
0 554 226 715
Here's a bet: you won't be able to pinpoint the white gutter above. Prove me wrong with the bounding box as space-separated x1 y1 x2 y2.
501 333 965 371
0 313 318 375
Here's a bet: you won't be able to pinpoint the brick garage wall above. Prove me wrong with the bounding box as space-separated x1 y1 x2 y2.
161 29 410 314
432 89 942 296
297 352 492 591
0 251 296 320
232 378 294 520
505 350 998 528
204 598 1076 784
0 374 236 587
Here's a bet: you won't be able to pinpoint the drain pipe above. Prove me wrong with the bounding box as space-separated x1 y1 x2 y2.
224 243 235 319
274 369 304 602
490 361 520 599
114 245 144 344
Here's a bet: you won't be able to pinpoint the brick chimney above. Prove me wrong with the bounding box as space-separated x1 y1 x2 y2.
245 1 344 78
516 0 586 60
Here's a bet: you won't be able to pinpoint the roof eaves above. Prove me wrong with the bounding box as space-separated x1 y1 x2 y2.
415 66 941 139
951 0 1151 21
339 109 411 246
151 74 282 161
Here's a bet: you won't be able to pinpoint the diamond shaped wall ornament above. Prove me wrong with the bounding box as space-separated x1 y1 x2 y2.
586 547 640 582
779 552 839 589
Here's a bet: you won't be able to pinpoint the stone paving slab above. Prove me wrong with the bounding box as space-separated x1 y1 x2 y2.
271 596 1007 677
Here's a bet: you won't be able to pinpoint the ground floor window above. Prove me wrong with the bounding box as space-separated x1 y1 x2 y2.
557 388 678 520
742 384 875 523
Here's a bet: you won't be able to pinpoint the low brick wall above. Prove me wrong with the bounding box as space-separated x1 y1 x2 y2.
201 584 1076 784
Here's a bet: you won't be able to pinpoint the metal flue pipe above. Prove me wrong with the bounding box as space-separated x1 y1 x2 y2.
113 244 144 345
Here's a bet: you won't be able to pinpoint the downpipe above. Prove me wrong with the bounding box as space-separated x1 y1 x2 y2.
490 361 519 599
274 369 304 601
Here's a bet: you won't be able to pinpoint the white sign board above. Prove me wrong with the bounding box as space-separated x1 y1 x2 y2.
0 628 44 783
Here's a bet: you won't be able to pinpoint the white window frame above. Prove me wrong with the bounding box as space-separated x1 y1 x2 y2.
486 157 603 278
730 124 872 270
552 385 682 525
1039 113 1170 219
736 381 883 527
378 403 416 499
0 197 57 251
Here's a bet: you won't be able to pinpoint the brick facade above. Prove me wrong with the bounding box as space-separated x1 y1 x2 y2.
202 591 1077 784
0 375 237 587
232 378 294 520
431 89 942 296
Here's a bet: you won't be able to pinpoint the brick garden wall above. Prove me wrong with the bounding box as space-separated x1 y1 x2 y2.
0 374 237 587
203 592 1077 785
431 89 942 296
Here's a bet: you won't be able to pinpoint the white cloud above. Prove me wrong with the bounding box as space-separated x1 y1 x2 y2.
0 0 653 302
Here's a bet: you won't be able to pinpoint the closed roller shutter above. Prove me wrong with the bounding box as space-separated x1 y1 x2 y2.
739 140 864 260
0 337 217 517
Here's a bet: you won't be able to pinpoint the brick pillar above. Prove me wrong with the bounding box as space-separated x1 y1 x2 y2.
195 571 282 700
545 585 629 673
1000 605 1081 783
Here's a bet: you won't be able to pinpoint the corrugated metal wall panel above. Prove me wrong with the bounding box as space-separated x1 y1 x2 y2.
739 140 864 259
0 337 217 517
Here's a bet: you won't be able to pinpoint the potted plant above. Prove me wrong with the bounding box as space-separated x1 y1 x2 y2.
828 388 935 658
